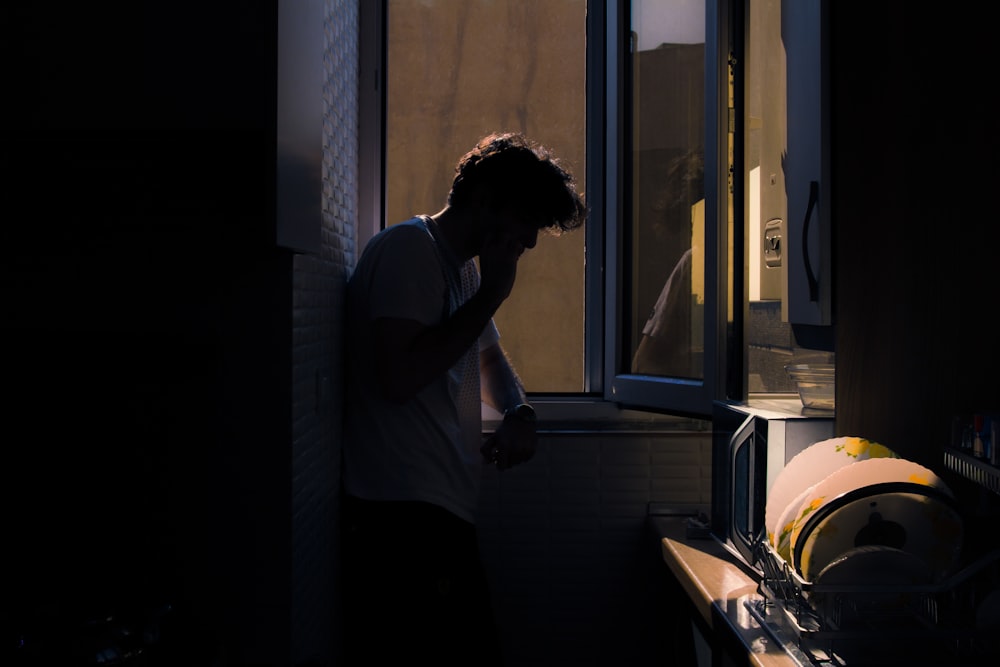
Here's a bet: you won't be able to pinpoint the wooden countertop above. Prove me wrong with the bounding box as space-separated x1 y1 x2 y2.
651 516 797 667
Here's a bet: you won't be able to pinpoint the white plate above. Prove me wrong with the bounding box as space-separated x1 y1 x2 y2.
807 545 935 622
788 457 953 571
764 436 898 547
813 544 933 586
789 465 960 581
772 484 814 564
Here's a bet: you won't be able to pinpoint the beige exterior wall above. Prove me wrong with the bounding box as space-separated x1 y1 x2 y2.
386 0 587 391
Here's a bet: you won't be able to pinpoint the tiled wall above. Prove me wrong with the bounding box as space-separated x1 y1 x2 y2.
290 0 357 664
478 429 712 666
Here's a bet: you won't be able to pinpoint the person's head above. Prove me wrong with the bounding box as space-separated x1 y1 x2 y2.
447 132 587 237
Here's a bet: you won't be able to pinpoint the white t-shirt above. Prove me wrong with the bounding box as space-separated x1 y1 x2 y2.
343 216 500 523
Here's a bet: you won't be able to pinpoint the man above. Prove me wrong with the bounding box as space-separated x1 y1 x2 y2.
341 132 585 665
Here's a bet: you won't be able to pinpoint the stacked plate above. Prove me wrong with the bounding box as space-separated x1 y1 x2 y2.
765 436 964 585
766 436 899 560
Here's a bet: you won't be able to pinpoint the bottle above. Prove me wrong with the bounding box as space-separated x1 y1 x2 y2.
973 414 985 459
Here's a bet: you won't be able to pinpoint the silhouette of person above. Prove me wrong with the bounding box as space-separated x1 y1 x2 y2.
341 132 585 666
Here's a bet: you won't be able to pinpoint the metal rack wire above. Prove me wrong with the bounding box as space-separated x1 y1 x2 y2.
944 447 1000 496
748 533 1000 664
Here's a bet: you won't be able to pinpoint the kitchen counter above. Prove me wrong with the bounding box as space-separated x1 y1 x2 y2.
652 514 1000 667
650 516 797 667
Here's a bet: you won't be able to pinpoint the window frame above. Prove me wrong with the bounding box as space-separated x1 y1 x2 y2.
358 0 734 422
601 0 731 419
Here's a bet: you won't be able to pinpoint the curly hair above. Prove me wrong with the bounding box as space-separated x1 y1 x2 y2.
447 132 587 235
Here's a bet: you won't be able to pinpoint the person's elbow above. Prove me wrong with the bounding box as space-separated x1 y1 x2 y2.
479 341 506 375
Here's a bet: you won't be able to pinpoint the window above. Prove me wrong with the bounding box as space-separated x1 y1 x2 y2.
607 0 728 417
358 1 826 420
381 0 589 395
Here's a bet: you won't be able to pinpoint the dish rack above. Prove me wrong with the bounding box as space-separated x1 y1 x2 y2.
747 534 1000 665
944 447 1000 496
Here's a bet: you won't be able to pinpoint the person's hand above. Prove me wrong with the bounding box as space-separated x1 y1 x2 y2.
477 230 523 304
480 413 537 471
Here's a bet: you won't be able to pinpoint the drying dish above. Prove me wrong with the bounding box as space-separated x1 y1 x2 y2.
787 457 952 563
813 544 934 587
806 545 936 621
764 436 897 548
792 482 963 581
773 484 815 564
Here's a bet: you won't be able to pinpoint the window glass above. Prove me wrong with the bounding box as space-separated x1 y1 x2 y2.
375 0 833 418
744 0 835 392
385 0 588 393
626 0 706 382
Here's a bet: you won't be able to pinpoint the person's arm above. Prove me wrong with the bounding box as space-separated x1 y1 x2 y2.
480 341 537 470
479 341 526 414
373 288 504 403
374 226 524 404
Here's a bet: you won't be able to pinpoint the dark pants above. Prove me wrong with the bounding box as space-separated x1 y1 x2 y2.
340 495 502 667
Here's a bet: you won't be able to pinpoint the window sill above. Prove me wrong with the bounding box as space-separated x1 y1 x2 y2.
483 396 711 433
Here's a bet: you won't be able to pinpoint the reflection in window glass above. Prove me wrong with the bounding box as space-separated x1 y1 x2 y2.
744 0 835 393
385 0 587 393
627 1 706 381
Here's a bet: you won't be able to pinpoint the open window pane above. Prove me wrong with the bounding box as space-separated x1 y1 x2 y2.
607 0 726 418
626 1 706 381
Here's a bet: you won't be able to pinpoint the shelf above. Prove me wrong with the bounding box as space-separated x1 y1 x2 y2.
944 447 1000 496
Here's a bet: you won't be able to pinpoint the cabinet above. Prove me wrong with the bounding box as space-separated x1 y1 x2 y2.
831 4 1000 467
783 0 832 327
276 0 324 253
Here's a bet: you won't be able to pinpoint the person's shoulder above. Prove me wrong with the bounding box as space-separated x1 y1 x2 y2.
375 217 432 243
392 216 427 230
358 217 436 268
363 217 428 248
